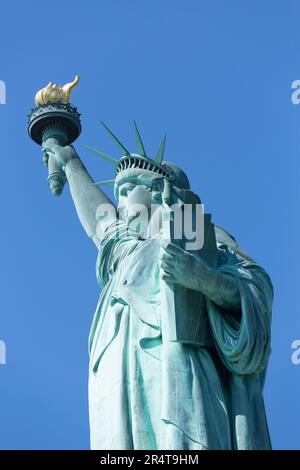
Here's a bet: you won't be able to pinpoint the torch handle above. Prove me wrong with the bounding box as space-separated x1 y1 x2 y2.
43 136 67 196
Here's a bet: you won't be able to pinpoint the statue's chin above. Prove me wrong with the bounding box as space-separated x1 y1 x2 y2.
126 216 147 238
124 207 162 239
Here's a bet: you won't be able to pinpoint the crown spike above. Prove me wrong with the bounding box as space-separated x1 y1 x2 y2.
90 179 116 187
83 145 118 165
101 121 131 156
154 134 166 164
133 121 146 157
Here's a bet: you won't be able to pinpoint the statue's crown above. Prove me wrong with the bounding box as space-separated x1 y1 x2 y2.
86 122 190 199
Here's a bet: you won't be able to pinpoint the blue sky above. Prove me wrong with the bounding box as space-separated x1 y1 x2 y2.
0 0 299 449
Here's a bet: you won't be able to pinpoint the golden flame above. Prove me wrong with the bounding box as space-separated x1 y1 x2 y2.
35 75 80 106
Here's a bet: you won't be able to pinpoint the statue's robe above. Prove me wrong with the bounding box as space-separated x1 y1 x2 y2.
88 219 273 450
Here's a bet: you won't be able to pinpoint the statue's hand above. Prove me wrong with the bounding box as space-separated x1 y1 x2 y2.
159 239 210 290
41 138 78 170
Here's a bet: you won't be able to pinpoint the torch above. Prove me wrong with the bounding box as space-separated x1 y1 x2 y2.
27 76 81 196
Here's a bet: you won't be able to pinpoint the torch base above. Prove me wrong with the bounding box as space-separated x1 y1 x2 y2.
27 103 81 145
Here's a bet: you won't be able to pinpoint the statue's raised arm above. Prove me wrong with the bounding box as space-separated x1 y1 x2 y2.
42 139 117 247
28 76 117 247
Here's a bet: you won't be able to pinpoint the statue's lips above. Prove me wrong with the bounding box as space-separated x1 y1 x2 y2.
126 212 144 226
125 211 151 239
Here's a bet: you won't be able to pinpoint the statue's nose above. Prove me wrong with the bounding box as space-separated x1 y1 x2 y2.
128 186 151 206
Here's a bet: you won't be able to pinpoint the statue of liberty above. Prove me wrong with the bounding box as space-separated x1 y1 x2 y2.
33 79 273 450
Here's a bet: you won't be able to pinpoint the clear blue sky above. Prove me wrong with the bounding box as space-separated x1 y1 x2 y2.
0 0 299 450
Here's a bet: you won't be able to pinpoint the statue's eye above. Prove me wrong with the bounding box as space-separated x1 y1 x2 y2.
120 184 135 196
120 188 128 197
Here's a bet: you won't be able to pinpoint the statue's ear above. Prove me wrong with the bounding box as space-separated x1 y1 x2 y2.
150 177 168 205
151 177 164 193
152 191 162 204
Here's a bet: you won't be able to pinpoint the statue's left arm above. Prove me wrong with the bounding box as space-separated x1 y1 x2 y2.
159 238 274 375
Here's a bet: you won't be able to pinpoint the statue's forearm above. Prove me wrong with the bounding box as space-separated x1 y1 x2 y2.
65 157 117 247
196 263 241 312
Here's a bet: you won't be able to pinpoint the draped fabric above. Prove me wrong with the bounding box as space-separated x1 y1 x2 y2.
88 220 273 450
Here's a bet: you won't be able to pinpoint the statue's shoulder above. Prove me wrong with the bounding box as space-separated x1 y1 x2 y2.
214 224 236 246
214 224 255 263
214 224 236 248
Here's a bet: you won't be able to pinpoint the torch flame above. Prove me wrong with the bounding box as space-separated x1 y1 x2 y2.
35 75 80 106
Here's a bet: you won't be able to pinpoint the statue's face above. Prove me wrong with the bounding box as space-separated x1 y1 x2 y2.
118 180 153 223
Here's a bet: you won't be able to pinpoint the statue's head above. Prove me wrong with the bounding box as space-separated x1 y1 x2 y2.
115 154 190 220
88 122 192 233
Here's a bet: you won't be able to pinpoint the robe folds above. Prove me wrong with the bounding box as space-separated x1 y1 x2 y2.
88 220 273 450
